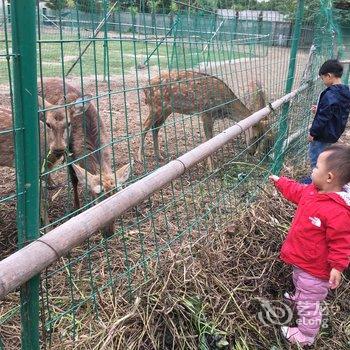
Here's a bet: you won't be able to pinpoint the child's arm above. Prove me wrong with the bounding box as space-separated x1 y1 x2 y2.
326 212 350 288
269 176 305 204
309 94 338 138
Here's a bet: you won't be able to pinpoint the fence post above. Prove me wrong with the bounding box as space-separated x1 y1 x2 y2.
272 0 305 174
11 0 40 349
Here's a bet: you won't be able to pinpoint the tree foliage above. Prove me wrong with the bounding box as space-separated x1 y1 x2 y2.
75 0 101 13
44 0 350 26
45 0 68 11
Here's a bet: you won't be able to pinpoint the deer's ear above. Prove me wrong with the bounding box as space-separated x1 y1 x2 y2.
115 161 132 188
72 95 92 115
37 96 53 120
38 95 54 109
71 163 103 195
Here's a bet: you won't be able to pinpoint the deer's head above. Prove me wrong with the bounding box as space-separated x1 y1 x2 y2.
71 162 132 237
244 81 271 156
38 95 91 158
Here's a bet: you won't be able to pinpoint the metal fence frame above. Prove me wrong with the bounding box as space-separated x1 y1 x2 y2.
0 0 346 348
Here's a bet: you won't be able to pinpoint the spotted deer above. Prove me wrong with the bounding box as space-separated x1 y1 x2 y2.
138 70 268 169
39 79 131 237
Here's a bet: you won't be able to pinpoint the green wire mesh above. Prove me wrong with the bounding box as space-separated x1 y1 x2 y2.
0 1 348 348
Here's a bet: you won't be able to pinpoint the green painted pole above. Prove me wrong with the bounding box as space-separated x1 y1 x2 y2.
170 16 180 70
103 0 109 82
11 0 40 349
272 0 305 174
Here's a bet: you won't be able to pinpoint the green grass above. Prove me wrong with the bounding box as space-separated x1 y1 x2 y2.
0 29 248 84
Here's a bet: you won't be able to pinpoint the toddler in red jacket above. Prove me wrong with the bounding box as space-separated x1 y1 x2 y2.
269 143 350 346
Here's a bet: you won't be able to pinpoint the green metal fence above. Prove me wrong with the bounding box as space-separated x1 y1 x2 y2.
0 0 348 348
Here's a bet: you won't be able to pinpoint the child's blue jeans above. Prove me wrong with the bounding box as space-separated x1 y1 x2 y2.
308 141 332 168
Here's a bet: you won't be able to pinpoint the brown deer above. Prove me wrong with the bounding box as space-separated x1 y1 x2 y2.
0 107 20 168
0 100 78 229
38 79 131 237
0 98 73 170
137 70 267 169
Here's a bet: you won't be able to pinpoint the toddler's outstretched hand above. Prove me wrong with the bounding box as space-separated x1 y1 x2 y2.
329 268 341 289
269 175 280 183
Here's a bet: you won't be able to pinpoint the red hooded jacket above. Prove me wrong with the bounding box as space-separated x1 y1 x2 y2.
274 177 350 280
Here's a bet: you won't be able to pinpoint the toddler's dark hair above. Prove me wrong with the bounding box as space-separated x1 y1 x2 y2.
323 144 350 185
319 59 343 78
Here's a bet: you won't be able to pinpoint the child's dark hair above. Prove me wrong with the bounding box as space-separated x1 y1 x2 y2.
323 144 350 185
319 59 343 77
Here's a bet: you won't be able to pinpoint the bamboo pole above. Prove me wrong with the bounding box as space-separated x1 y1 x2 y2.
0 82 310 300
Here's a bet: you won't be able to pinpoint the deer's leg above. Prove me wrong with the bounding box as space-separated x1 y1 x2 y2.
248 122 265 156
245 127 255 155
69 164 80 209
40 182 52 233
138 108 170 162
138 107 163 162
152 121 163 161
152 108 173 161
201 113 214 171
137 119 152 163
